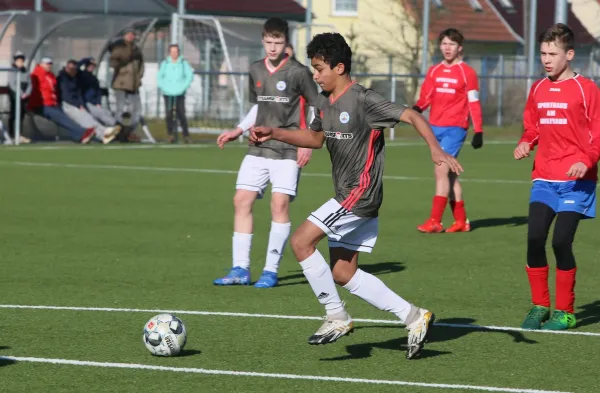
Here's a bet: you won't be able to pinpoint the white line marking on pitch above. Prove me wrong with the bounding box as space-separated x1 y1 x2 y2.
0 356 571 393
0 161 532 185
1 304 599 337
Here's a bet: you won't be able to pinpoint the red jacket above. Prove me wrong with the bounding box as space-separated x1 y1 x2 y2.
28 65 58 110
519 74 600 182
414 61 484 132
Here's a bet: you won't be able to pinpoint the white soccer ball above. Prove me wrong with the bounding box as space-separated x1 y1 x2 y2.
142 313 187 356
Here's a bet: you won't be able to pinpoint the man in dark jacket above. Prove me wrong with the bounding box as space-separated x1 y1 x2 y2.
78 57 121 132
109 28 144 141
58 59 119 144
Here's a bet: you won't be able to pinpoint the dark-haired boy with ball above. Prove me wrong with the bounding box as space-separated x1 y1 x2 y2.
251 32 463 359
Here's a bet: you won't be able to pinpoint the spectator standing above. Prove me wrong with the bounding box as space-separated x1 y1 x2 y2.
157 44 193 143
109 27 144 142
7 51 32 144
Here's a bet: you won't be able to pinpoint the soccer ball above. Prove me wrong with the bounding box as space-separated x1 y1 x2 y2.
143 314 187 356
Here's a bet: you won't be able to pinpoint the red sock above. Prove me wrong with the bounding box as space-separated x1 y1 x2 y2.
450 200 467 222
525 266 550 307
430 196 447 223
555 268 577 313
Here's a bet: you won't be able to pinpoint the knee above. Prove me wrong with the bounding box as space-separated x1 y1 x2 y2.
331 265 354 286
527 231 547 251
290 230 318 262
290 231 307 259
233 192 254 214
270 196 289 218
551 235 572 255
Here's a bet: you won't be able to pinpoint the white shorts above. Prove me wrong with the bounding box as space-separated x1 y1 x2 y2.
308 198 378 253
235 155 300 199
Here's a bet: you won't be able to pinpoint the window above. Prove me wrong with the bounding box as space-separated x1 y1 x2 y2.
467 0 483 12
497 0 514 8
497 0 516 13
332 0 358 16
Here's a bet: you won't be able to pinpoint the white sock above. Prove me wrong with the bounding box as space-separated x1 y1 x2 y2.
299 250 345 316
264 222 291 273
232 232 252 270
343 269 413 323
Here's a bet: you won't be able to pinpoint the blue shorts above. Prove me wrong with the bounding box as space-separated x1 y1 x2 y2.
431 126 468 157
530 180 597 218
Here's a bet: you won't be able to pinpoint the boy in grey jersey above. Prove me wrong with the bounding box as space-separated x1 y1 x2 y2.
214 18 318 288
252 33 463 359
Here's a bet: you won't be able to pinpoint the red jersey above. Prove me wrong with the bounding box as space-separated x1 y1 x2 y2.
414 61 483 132
28 65 58 110
520 74 600 182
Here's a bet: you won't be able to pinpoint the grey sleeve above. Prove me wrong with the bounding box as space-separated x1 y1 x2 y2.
7 71 17 94
248 69 257 104
309 96 324 131
364 89 406 129
24 75 32 95
297 67 318 107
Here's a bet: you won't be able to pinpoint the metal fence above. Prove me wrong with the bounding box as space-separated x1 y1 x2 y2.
0 10 598 142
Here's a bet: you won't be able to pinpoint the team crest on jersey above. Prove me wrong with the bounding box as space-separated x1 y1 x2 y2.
256 81 262 88
276 81 286 91
339 112 350 124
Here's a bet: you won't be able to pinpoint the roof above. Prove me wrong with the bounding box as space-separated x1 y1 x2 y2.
0 0 307 21
403 0 522 44
0 0 56 11
164 0 307 22
490 0 598 45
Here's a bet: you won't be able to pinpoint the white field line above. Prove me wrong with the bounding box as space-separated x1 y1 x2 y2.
0 356 571 393
0 161 532 185
1 304 599 337
0 140 518 151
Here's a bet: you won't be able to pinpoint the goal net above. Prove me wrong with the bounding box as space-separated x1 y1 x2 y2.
161 15 271 138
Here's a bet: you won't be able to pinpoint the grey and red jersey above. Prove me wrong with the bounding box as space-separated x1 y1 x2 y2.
247 57 318 160
310 82 406 217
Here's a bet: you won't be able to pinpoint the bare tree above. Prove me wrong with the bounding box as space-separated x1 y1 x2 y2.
346 23 370 75
356 0 443 103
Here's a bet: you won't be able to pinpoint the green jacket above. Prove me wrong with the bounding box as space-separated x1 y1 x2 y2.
157 56 194 97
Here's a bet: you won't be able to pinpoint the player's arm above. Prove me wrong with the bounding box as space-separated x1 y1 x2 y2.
364 89 462 174
464 67 484 149
251 126 324 149
296 67 320 166
251 104 325 149
570 83 600 177
217 72 259 149
412 67 434 113
585 84 600 165
515 83 540 160
399 108 462 174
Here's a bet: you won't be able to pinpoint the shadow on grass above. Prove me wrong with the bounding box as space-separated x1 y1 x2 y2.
277 261 405 287
319 317 536 361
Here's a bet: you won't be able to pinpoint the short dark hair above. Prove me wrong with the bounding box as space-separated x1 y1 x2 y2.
263 17 289 42
307 32 352 75
168 44 180 51
66 59 78 67
539 23 574 51
438 28 464 46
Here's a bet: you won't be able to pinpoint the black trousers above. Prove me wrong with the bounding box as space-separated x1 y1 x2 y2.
163 95 189 137
527 202 581 271
8 94 27 138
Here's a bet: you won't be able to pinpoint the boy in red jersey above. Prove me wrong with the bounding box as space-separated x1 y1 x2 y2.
515 23 600 330
413 28 484 233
